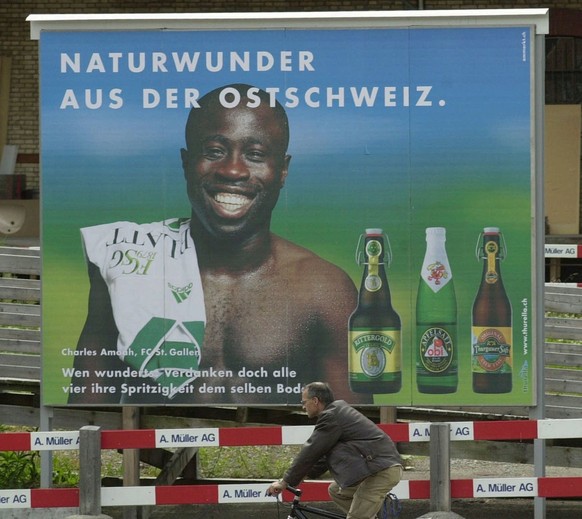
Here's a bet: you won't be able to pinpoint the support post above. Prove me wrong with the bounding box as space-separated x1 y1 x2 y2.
417 423 466 517
123 406 142 519
79 426 102 516
67 425 112 519
40 405 54 488
379 407 397 424
532 29 546 519
430 423 451 513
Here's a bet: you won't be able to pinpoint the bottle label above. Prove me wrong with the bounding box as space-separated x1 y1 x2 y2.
471 326 512 374
349 329 401 378
418 326 454 373
485 240 499 284
364 274 382 292
365 239 383 291
421 259 452 293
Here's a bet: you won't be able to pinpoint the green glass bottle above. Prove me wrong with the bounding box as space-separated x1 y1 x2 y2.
415 227 458 394
349 228 401 394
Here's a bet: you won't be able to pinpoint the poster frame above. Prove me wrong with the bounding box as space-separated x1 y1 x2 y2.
29 8 549 410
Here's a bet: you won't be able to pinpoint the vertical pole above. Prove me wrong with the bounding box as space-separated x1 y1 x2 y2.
78 426 103 516
532 28 547 519
429 423 451 512
0 57 11 151
39 405 54 488
379 407 397 424
123 406 141 519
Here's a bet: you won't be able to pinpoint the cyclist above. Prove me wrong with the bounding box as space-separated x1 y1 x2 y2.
268 381 403 519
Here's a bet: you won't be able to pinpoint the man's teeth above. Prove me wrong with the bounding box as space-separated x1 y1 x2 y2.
214 193 250 207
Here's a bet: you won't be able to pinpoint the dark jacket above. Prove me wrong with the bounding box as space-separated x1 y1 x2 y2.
283 400 402 488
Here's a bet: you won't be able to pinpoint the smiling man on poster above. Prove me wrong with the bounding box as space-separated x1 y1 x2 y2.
68 84 363 405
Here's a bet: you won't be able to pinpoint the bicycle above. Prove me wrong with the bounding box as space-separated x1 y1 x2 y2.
273 485 402 519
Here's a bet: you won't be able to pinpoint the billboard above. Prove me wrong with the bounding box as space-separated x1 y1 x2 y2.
38 17 540 407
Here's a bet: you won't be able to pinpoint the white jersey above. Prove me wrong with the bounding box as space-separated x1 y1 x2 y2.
81 218 206 398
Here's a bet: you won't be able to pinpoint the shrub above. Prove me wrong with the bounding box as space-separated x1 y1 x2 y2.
0 450 40 489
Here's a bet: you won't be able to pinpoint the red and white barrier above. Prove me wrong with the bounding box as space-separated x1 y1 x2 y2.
545 244 582 286
545 244 582 258
2 419 582 510
2 477 582 510
2 418 579 451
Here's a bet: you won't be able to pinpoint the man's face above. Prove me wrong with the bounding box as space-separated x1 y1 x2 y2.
182 102 290 241
301 389 320 419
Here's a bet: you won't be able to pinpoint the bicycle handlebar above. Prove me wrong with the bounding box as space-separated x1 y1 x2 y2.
267 483 302 498
285 485 302 497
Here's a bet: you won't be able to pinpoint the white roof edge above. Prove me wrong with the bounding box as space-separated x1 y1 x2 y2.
27 9 550 40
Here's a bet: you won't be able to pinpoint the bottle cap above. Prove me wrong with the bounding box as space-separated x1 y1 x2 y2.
425 227 446 236
365 228 383 236
476 227 506 261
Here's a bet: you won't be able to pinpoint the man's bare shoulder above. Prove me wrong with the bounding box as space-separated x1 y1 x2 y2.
272 235 355 286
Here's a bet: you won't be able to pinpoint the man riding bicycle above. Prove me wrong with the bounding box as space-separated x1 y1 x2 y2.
268 382 403 519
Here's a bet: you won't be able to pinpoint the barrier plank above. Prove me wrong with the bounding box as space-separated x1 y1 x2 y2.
3 477 582 510
3 418 582 452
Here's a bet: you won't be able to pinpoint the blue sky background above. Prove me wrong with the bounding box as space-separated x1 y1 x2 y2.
41 27 530 156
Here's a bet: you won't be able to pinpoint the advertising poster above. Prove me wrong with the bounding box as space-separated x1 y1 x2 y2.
40 25 535 407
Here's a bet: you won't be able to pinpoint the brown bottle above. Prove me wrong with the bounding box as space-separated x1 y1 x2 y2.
471 227 512 393
349 229 401 394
